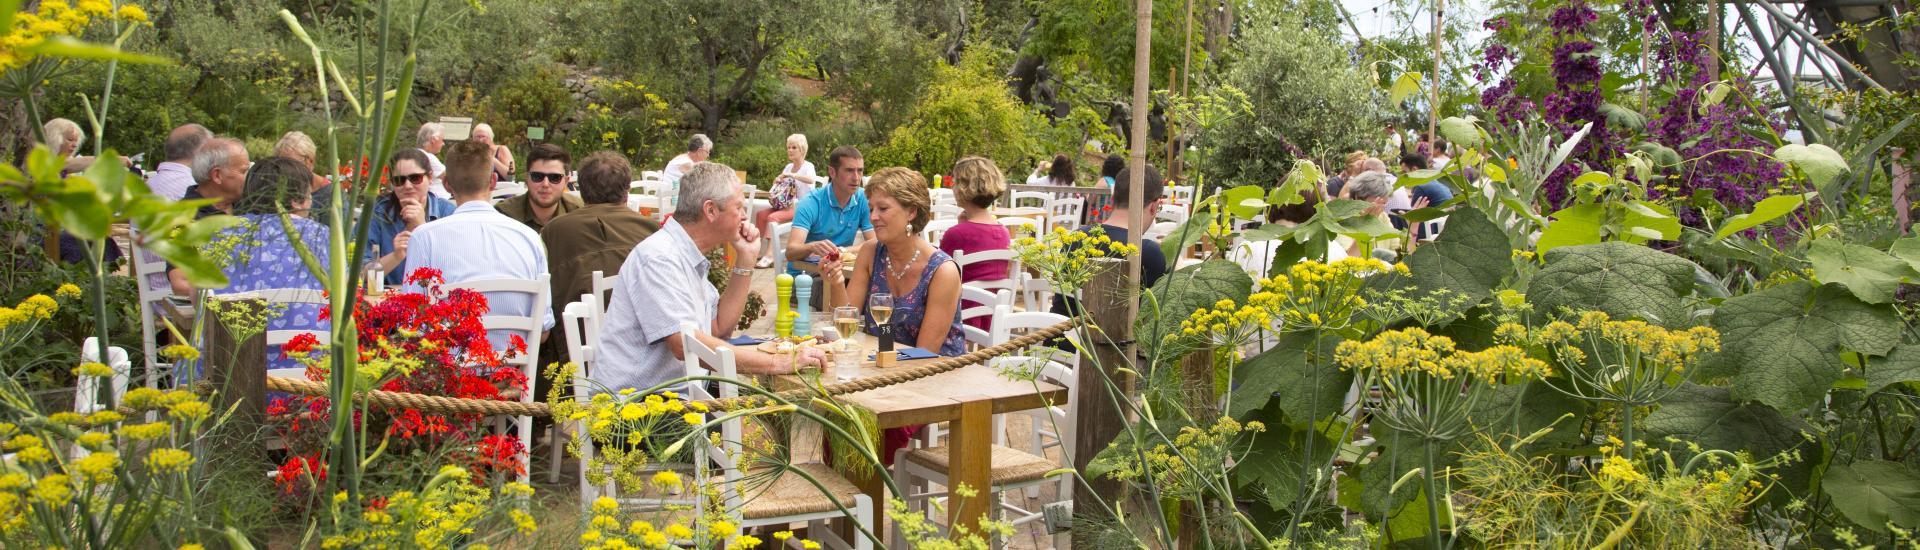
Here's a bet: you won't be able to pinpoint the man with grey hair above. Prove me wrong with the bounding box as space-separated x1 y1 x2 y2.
149 123 210 200
183 137 249 219
1339 171 1403 259
417 122 450 199
662 134 712 183
169 137 249 294
597 162 826 395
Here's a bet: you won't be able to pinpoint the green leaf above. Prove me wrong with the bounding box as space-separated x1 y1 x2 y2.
1703 81 1734 107
1824 461 1920 532
1346 425 1463 519
23 36 175 65
47 188 113 241
1233 400 1340 510
1467 380 1590 448
1714 192 1812 241
1888 237 1920 275
1548 123 1594 169
1222 185 1266 220
1381 207 1513 321
1389 71 1423 105
1600 102 1647 130
1620 200 1681 242
1706 281 1901 411
1159 207 1212 261
1438 116 1483 149
1535 204 1605 254
1140 260 1254 355
1643 383 1817 498
1230 331 1350 423
0 0 21 34
1528 241 1699 325
1809 239 1917 304
1863 345 1920 396
1775 143 1850 189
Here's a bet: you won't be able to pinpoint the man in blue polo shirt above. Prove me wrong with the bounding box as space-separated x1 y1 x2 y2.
784 146 875 276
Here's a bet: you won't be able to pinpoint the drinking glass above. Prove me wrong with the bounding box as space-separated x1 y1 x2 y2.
868 293 894 326
834 306 861 343
834 340 861 382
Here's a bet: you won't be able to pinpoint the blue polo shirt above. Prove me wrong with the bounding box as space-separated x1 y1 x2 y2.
788 186 872 275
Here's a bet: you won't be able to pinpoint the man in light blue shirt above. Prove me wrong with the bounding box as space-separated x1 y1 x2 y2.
597 162 827 395
407 140 554 351
147 123 209 201
783 146 874 276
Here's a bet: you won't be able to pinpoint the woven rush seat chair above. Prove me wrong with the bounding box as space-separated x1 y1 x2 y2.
683 322 875 550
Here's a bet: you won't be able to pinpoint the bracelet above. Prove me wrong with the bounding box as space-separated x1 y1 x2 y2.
730 267 753 277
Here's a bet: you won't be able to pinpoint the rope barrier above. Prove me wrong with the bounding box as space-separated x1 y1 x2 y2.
255 317 1084 418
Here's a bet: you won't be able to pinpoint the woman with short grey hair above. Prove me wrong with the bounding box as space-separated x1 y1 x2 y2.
1338 171 1402 258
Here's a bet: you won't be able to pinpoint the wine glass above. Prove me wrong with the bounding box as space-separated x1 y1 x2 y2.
868 293 894 326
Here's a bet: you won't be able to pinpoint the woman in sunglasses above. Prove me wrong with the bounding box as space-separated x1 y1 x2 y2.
368 148 458 286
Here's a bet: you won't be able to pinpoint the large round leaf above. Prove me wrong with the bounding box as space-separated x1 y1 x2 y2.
1527 241 1698 326
1704 281 1901 411
1139 259 1253 356
1643 384 1818 499
1809 238 1919 304
1823 461 1920 533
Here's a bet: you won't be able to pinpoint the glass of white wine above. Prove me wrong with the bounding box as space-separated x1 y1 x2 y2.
869 293 894 325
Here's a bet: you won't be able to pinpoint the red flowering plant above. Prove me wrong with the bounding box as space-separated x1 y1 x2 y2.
270 267 529 500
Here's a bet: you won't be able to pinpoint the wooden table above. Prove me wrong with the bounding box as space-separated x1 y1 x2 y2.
769 349 1068 541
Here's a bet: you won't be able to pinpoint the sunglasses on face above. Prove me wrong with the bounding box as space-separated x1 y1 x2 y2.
529 172 566 184
392 173 428 186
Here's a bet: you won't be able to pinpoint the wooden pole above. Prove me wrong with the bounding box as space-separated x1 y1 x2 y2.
1074 259 1137 545
1428 0 1443 144
1709 0 1723 79
1176 349 1216 549
203 296 267 428
1168 67 1180 183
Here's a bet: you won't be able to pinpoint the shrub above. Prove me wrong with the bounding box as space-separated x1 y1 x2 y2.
563 76 677 165
872 50 1051 177
1200 13 1381 186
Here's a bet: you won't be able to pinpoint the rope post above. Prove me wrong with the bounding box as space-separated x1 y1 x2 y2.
1074 259 1136 544
203 295 268 430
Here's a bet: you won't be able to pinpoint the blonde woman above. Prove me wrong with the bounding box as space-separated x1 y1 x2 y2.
754 133 817 268
820 167 965 356
937 157 1012 331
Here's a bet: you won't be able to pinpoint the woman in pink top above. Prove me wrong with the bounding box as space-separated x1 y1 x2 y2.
937 157 1014 331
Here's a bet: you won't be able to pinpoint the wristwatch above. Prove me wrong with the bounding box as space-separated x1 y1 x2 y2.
730 267 753 277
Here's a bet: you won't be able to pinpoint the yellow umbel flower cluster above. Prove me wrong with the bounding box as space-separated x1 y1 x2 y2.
1103 416 1267 499
1259 257 1404 331
1015 226 1140 298
1337 327 1549 384
1 0 151 71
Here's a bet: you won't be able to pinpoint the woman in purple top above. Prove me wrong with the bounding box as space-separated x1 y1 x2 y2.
822 167 964 464
937 157 1014 331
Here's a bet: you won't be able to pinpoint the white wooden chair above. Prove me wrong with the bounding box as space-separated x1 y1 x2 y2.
630 180 672 222
1048 196 1085 232
1018 277 1055 314
684 322 875 550
956 285 1013 350
1155 202 1190 223
930 188 956 207
441 274 551 487
559 293 604 487
988 304 1079 502
71 337 130 461
129 231 186 389
590 270 619 307
245 288 331 451
923 218 959 246
892 364 1069 543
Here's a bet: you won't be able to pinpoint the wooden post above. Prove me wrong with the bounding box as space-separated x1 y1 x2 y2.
202 296 267 427
947 396 996 540
1428 0 1443 144
1176 348 1217 549
1708 0 1723 79
1074 259 1137 545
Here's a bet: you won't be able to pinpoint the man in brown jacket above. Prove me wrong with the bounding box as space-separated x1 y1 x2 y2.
539 151 659 369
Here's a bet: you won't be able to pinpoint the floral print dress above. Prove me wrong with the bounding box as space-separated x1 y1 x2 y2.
864 244 966 357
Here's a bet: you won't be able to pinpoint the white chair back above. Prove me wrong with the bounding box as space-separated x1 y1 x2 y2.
1142 220 1180 243
769 222 794 271
930 188 956 207
1010 190 1052 210
1168 185 1196 205
249 289 332 381
74 337 130 461
1019 277 1056 313
681 321 746 512
591 270 619 307
958 286 1013 350
1155 203 1190 223
951 248 1020 293
630 180 672 221
1049 196 1085 231
922 218 959 246
931 204 963 221
441 274 550 486
129 231 181 388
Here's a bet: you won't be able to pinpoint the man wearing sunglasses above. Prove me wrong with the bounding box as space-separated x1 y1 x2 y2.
496 143 584 232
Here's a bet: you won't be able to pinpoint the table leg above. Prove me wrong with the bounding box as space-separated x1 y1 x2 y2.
947 397 994 540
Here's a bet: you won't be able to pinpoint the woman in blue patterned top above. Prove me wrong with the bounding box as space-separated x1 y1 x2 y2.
821 167 965 356
212 157 333 370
